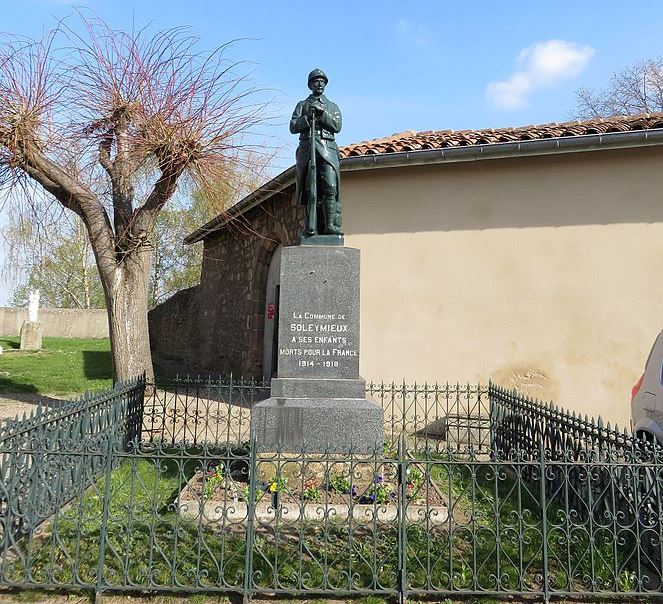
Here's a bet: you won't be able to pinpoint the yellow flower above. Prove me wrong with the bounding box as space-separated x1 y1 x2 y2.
269 481 277 493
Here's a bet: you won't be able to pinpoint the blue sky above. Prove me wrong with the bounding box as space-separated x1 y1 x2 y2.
2 0 663 304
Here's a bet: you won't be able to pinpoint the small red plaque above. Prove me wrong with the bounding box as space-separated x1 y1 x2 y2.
267 303 275 320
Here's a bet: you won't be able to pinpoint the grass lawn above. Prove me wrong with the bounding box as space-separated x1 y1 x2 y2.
0 336 112 395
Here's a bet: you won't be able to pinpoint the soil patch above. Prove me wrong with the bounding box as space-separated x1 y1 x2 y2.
180 458 447 508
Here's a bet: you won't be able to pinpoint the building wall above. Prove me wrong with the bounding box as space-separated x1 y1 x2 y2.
0 307 108 338
342 146 663 427
151 145 663 426
149 189 304 375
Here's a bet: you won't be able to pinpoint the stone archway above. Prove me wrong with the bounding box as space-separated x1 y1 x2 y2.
261 246 282 380
246 237 280 378
246 201 297 378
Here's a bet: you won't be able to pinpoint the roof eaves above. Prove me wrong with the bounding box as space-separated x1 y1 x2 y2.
184 166 296 244
185 128 663 243
340 128 663 172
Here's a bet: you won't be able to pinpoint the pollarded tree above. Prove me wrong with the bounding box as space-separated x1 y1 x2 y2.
0 17 264 381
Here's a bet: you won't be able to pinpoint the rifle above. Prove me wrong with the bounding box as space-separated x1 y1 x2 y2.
307 108 317 236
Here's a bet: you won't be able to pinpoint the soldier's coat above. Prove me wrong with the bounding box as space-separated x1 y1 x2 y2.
290 94 342 206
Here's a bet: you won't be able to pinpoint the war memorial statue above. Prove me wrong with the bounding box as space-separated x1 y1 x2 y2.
290 68 343 240
251 70 383 453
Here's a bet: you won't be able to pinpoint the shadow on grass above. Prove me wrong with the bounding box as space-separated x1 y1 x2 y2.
82 350 112 380
0 340 20 350
0 379 39 395
0 384 70 408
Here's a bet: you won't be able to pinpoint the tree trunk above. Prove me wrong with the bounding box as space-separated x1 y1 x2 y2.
104 245 155 383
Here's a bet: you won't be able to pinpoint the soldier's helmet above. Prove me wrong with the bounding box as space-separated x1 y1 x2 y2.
307 68 328 88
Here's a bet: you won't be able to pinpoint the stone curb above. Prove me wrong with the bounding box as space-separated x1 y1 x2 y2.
178 499 449 525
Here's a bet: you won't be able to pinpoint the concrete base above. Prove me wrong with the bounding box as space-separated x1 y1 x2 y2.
20 320 42 351
251 397 384 453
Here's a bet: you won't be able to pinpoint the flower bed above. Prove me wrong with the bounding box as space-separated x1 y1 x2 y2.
178 457 449 525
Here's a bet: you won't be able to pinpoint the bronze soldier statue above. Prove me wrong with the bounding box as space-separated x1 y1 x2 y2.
290 69 343 238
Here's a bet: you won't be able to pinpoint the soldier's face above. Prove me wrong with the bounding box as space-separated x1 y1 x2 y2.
310 77 326 96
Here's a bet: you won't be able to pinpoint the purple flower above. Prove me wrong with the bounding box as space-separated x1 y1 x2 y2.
375 474 383 483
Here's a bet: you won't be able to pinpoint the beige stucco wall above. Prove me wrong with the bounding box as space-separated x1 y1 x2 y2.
341 147 663 427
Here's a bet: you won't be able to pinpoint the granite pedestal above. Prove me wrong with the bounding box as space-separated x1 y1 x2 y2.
251 245 383 453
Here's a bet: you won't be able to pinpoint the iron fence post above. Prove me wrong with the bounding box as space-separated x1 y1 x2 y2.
243 436 258 604
539 439 550 603
488 381 495 450
135 373 146 448
95 424 116 604
655 445 663 588
26 402 45 545
401 380 407 437
398 431 408 603
0 434 19 575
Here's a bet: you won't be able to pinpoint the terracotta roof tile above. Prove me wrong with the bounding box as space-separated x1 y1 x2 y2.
340 113 663 159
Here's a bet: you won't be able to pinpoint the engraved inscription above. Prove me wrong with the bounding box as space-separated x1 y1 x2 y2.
279 310 357 371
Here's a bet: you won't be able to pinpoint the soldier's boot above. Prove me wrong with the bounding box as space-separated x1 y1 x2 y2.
333 198 343 235
324 197 343 235
316 200 325 236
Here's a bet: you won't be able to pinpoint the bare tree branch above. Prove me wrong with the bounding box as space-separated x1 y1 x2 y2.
573 58 663 118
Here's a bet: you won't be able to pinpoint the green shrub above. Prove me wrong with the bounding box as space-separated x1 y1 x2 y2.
328 472 353 494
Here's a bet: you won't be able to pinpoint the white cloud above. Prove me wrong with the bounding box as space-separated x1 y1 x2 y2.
394 19 433 49
486 40 595 109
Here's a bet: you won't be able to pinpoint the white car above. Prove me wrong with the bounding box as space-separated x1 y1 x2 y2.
631 330 663 443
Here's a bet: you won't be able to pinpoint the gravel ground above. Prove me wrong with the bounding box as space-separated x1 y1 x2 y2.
0 392 73 422
0 387 250 444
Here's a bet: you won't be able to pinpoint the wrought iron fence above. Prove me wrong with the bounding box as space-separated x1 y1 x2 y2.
0 377 145 547
489 382 634 460
142 375 267 446
1 375 662 601
488 382 662 578
143 376 491 452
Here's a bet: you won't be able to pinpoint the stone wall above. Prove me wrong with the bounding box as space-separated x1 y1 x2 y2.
0 307 108 338
148 286 201 368
148 185 303 377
